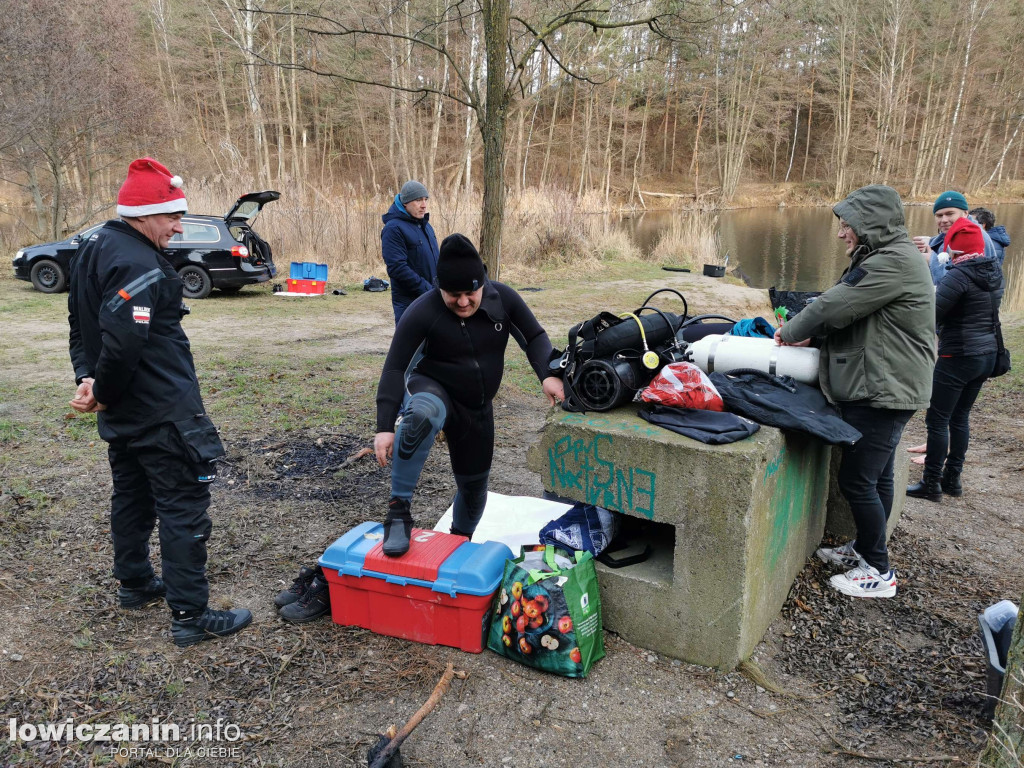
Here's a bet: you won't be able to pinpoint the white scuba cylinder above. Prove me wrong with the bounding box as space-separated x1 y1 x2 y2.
685 334 820 385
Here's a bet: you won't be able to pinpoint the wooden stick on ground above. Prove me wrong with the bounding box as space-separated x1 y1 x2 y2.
368 662 457 768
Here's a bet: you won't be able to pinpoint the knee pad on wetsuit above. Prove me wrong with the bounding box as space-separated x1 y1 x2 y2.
452 470 490 538
391 392 446 499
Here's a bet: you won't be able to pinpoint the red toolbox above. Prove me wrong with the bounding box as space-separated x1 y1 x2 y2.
286 278 326 294
319 522 513 652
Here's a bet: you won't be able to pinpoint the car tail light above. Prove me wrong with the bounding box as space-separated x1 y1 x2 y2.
231 245 249 258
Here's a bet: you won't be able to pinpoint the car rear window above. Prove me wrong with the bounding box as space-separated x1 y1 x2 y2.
172 222 220 244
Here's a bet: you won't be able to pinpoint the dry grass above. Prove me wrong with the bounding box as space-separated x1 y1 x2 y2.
651 211 723 267
2 174 709 285
980 666 1024 767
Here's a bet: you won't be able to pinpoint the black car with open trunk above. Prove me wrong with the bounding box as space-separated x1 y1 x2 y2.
12 191 280 299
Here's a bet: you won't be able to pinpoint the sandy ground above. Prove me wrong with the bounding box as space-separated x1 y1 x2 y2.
0 271 1021 767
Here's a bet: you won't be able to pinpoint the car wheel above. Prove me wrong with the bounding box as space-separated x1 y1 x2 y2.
178 265 212 299
30 259 68 293
219 286 242 295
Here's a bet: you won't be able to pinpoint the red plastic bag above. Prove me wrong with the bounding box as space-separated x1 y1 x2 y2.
640 362 724 411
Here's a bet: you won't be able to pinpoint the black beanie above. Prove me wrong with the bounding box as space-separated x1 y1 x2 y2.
437 234 487 292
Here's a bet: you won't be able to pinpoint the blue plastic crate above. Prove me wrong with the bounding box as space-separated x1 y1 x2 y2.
289 261 328 282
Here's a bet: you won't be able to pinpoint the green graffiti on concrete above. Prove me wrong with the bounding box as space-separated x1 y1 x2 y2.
764 446 807 569
547 433 656 518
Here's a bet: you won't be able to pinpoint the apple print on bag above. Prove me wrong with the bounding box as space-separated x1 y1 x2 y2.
487 545 604 677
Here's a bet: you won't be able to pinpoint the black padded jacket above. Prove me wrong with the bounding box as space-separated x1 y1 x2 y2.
376 281 554 432
935 253 1003 357
68 220 205 442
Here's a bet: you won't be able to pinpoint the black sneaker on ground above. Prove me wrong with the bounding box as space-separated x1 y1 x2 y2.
274 565 319 608
382 497 413 557
170 608 253 648
118 576 167 609
279 576 331 623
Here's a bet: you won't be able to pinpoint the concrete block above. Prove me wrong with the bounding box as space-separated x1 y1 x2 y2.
526 407 832 669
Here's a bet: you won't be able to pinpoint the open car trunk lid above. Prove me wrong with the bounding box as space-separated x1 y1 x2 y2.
225 190 280 224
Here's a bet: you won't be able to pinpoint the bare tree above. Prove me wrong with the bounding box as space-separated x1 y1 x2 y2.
252 0 715 276
0 0 155 239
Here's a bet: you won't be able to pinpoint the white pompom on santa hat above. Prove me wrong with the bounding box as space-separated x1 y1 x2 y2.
116 157 188 217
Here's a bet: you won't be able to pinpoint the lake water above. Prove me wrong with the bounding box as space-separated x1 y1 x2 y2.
620 204 1024 313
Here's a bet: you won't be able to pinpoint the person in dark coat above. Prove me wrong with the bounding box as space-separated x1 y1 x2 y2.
970 207 1010 266
907 217 1003 502
911 191 998 284
68 158 252 647
373 234 565 557
776 185 935 599
381 180 440 323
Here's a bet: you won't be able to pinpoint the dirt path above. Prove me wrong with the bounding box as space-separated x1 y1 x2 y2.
0 273 1021 767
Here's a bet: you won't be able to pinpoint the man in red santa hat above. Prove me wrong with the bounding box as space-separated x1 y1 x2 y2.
67 158 252 647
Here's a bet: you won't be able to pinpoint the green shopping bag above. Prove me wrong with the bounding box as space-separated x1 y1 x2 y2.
487 545 604 677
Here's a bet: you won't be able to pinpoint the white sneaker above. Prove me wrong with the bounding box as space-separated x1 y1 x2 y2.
829 559 897 599
816 541 861 569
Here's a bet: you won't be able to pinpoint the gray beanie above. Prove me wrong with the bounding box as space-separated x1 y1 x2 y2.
399 180 429 204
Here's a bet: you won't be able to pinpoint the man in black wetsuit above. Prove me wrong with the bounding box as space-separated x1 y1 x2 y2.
373 233 565 556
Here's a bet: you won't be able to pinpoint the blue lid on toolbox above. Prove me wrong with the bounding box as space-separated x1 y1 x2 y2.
289 261 329 281
319 521 513 597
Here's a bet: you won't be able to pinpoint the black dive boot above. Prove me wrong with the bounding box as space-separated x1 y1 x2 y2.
382 497 413 557
118 576 167 609
907 475 943 502
941 468 963 497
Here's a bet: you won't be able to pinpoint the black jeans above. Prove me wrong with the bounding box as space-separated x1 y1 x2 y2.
107 423 215 613
837 405 915 573
924 353 996 480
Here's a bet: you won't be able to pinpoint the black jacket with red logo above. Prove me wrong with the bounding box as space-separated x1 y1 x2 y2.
68 220 205 441
376 281 554 432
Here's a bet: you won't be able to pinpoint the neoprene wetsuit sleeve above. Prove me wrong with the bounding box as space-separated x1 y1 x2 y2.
376 298 430 431
499 283 554 383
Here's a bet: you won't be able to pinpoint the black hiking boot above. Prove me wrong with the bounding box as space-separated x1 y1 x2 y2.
449 526 473 540
941 468 963 497
279 575 331 623
118 576 167 609
906 478 942 502
382 497 413 557
170 607 253 648
274 565 319 608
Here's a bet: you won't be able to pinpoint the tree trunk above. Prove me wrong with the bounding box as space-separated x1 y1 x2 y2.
539 85 560 188
478 0 510 277
604 79 618 208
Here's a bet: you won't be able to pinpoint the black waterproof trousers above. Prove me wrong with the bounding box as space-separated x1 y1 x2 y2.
107 422 215 613
836 405 915 573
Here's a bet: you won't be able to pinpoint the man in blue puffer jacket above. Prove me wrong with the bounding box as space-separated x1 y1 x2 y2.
970 207 1010 266
381 180 440 322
